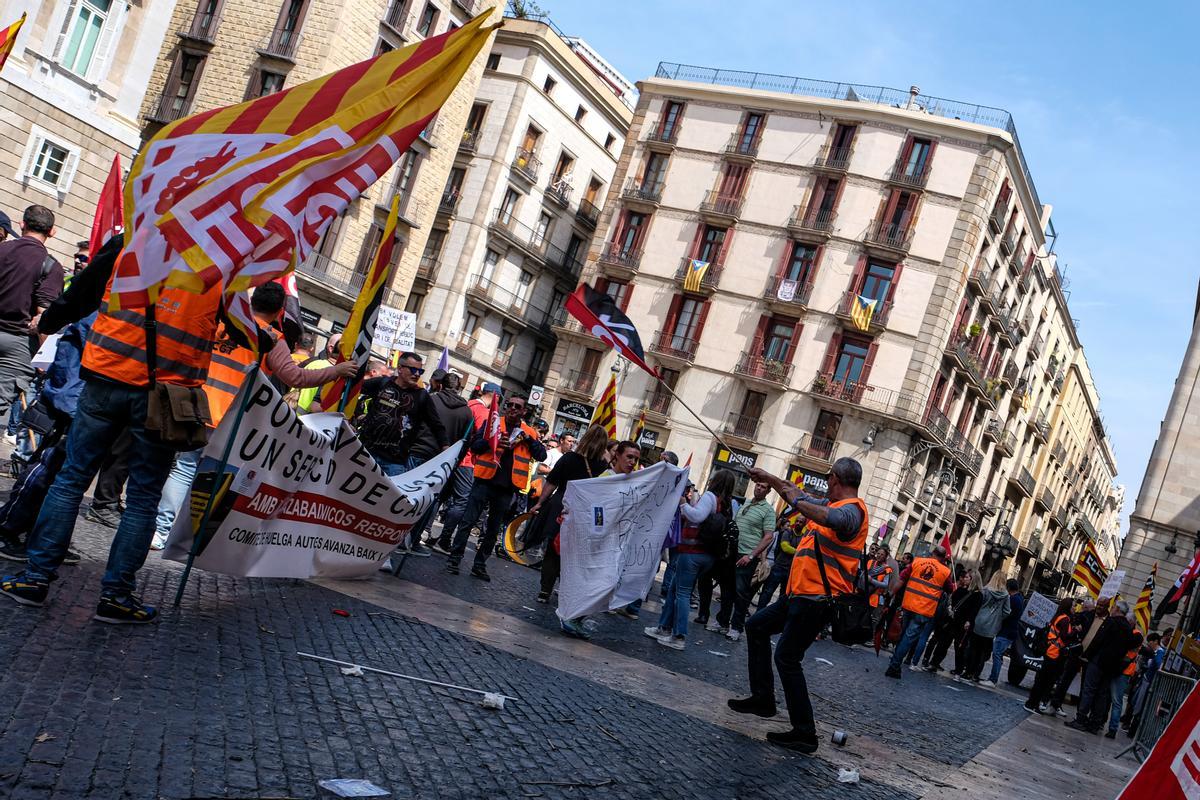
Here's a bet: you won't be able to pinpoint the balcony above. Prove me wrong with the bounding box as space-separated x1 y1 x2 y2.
649 332 699 366
144 92 194 125
621 178 662 209
999 229 1016 256
549 307 593 340
814 144 851 171
786 205 836 239
944 424 983 476
723 412 760 446
1032 411 1050 443
258 28 301 61
763 276 813 313
1030 334 1045 360
809 372 926 428
576 198 600 229
988 203 1007 234
1044 353 1060 379
296 252 367 298
889 158 931 189
1053 505 1069 529
993 305 1017 345
466 275 548 328
459 128 480 153
1023 530 1044 560
180 13 219 43
643 388 673 422
1076 515 1098 542
946 336 987 392
724 132 760 162
545 178 572 208
967 267 992 297
1052 372 1064 394
596 241 642 280
491 352 512 372
898 471 920 499
453 333 477 358
558 369 598 399
734 353 793 389
1035 486 1055 513
414 253 437 283
674 257 723 295
1009 466 1035 498
798 434 837 470
645 122 681 151
864 220 913 256
835 291 892 333
698 190 743 224
511 148 540 183
1000 362 1019 388
437 192 459 216
489 211 552 263
994 427 1016 457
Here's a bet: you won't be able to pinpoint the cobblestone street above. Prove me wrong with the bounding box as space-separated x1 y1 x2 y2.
0 515 1135 799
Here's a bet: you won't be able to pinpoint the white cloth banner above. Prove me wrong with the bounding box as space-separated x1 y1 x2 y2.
556 462 689 620
163 371 460 579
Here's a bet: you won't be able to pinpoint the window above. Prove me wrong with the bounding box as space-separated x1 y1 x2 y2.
881 189 917 232
552 151 574 182
717 162 749 200
444 166 466 202
485 53 500 70
599 278 630 310
736 112 764 153
463 313 479 336
833 337 871 384
498 329 514 354
542 75 557 94
574 105 587 123
659 100 684 140
580 348 602 377
480 249 499 281
529 347 548 379
161 52 206 119
783 242 818 284
466 102 487 134
550 288 565 313
859 260 896 304
901 137 933 179
189 0 223 39
515 270 533 302
61 0 112 76
694 224 727 263
270 0 308 54
416 2 437 36
405 292 425 315
521 126 542 154
394 149 420 214
584 177 602 204
421 228 445 265
813 410 842 444
642 153 669 190
498 188 519 223
375 39 393 55
811 176 840 217
831 123 856 155
354 224 384 274
315 210 345 259
669 297 704 347
740 390 766 420
532 212 552 247
247 69 285 98
31 141 71 186
604 133 616 151
19 127 81 195
564 234 584 268
615 211 646 253
761 317 797 362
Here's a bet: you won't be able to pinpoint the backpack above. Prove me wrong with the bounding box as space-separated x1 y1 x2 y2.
697 497 738 559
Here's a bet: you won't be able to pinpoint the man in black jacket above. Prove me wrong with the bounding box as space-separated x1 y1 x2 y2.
1067 600 1142 734
356 351 447 477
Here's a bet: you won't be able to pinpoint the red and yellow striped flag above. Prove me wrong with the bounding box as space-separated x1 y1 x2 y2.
320 194 401 417
1135 563 1157 632
591 374 617 437
630 407 646 444
0 13 26 72
110 12 497 316
1071 540 1109 598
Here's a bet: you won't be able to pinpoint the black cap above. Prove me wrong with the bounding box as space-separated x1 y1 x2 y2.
0 211 15 239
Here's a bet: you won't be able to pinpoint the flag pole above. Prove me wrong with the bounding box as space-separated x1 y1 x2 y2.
172 364 259 608
653 375 733 452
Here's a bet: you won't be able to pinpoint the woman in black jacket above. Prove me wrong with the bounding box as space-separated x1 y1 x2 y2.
923 570 980 673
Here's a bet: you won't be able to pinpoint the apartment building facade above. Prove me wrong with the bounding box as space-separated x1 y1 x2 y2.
137 0 499 340
542 63 1118 585
0 0 177 261
409 17 632 394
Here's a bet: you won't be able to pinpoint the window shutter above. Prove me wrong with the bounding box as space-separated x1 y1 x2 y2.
631 213 651 251
751 314 768 356
820 332 841 375
808 244 825 285
786 321 803 365
861 339 880 384
17 130 43 179
849 254 868 294
694 299 712 344
926 139 939 173
52 0 82 60
717 226 735 265
87 0 128 84
621 282 634 312
951 297 968 335
887 260 906 303
663 294 682 336
595 276 609 295
686 221 704 260
58 149 80 193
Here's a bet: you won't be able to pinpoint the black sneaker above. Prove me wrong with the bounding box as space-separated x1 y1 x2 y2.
84 505 122 529
470 565 491 582
766 729 818 754
407 542 431 558
0 539 28 562
1104 729 1116 739
884 666 902 679
445 560 460 575
536 591 550 604
727 696 777 718
431 540 453 556
61 550 82 566
94 594 158 625
0 574 48 606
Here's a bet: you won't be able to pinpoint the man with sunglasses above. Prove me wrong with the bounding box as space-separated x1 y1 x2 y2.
444 393 545 581
356 351 447 477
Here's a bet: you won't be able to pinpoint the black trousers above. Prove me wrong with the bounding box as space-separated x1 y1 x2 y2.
92 428 133 508
539 545 560 596
1027 655 1064 709
698 556 736 625
1075 661 1111 729
746 597 833 736
447 480 513 569
964 633 994 680
1051 650 1082 708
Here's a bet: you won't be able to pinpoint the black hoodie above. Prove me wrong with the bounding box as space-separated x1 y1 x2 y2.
409 388 473 461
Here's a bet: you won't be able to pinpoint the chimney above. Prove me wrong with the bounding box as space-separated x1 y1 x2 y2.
906 85 920 111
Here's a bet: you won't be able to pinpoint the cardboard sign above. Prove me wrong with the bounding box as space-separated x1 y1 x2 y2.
1021 591 1058 629
373 305 404 351
1100 569 1126 599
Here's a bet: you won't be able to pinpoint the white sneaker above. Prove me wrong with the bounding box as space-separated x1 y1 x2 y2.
705 619 723 633
978 680 997 689
726 629 741 641
643 626 669 641
1054 707 1068 718
658 635 685 651
1038 703 1050 714
908 663 922 672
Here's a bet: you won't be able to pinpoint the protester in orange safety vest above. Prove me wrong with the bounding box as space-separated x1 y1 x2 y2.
727 458 869 756
866 544 895 610
1 238 221 623
1068 599 1143 736
1024 597 1076 713
886 545 955 679
443 393 546 582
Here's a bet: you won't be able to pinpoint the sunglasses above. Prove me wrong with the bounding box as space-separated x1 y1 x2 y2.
505 402 525 410
402 365 425 376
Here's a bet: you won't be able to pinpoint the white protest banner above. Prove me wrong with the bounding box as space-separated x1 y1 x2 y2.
395 311 417 350
1099 569 1125 599
556 461 689 620
373 305 404 352
163 371 460 579
1021 591 1058 628
31 334 62 370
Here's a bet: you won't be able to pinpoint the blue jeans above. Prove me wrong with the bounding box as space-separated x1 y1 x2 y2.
1108 674 1130 733
757 560 790 609
658 552 713 638
448 480 513 568
22 380 176 596
889 613 935 672
989 635 1015 684
375 458 406 478
154 447 202 538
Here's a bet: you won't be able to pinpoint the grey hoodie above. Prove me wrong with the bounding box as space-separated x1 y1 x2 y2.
972 588 1012 638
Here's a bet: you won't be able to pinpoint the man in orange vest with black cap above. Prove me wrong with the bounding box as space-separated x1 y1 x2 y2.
728 458 869 755
886 544 955 679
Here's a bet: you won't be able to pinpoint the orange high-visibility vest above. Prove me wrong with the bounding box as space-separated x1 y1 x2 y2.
82 283 221 388
474 419 540 491
1045 613 1071 660
901 556 951 617
204 342 256 426
1122 627 1142 677
785 498 869 597
868 559 893 608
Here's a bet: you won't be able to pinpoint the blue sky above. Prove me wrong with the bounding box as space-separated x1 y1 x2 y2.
547 0 1200 526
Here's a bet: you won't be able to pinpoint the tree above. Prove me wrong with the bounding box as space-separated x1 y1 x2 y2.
507 0 547 19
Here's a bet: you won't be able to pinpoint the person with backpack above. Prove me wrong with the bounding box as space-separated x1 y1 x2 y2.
725 480 776 641
728 458 869 754
922 569 978 673
885 545 955 679
957 570 1011 686
644 469 737 651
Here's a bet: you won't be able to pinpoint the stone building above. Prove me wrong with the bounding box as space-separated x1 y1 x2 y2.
0 0 178 262
137 0 500 340
541 63 1118 582
408 16 632 394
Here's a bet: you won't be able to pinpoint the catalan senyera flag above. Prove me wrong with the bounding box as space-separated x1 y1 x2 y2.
320 194 400 417
110 12 497 320
0 13 26 73
1135 563 1157 633
682 259 709 293
630 407 646 444
89 155 124 262
1071 541 1109 598
591 374 617 437
849 295 877 332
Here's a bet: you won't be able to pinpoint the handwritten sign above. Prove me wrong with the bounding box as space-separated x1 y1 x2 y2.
1021 591 1058 629
1100 569 1126 600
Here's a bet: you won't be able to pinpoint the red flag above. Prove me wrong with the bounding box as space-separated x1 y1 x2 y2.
1117 681 1200 799
273 272 304 350
89 155 124 259
565 284 657 378
940 532 953 561
1169 550 1200 604
485 392 502 455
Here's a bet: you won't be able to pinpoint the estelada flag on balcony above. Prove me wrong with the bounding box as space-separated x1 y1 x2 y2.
591 374 617 438
0 13 25 72
319 194 400 417
564 283 656 378
108 13 497 319
1071 540 1109 598
89 155 124 261
850 295 877 332
682 259 709 293
1135 563 1157 633
1115 678 1200 800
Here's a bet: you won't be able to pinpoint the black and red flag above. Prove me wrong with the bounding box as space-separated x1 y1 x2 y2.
1155 547 1200 621
564 283 656 377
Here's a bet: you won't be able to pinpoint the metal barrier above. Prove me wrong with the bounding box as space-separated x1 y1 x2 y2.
1117 670 1196 763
